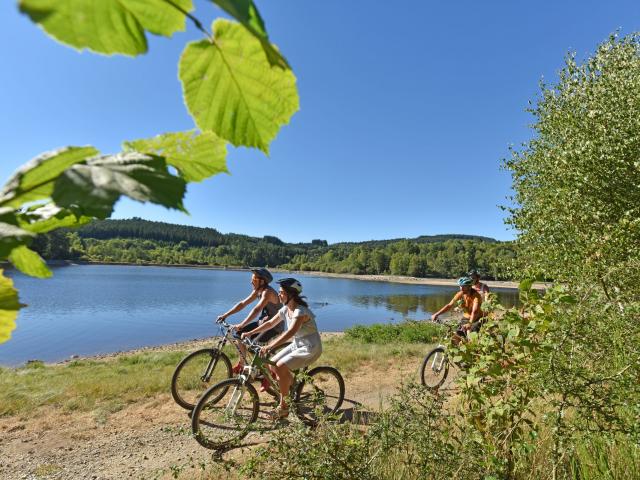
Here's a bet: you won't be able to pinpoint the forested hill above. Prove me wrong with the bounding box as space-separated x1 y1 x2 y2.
34 218 516 280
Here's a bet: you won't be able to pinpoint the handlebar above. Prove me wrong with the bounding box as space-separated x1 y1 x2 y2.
216 318 263 354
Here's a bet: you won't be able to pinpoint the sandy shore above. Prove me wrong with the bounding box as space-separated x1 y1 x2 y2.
72 261 537 289
292 270 537 289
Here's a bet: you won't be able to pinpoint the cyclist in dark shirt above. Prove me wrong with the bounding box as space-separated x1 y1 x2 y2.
217 268 282 374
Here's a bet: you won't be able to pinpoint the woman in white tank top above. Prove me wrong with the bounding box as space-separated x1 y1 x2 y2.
242 277 322 419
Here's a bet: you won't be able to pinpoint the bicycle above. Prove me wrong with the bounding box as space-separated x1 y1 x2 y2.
191 327 345 450
420 321 459 389
171 319 246 410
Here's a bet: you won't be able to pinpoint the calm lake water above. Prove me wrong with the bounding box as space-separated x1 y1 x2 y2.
0 265 519 366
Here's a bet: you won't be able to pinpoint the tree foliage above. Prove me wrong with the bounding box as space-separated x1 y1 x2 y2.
1 0 299 343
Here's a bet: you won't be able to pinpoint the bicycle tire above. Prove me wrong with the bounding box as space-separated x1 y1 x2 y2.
171 348 232 410
420 347 449 389
191 378 260 450
293 366 345 426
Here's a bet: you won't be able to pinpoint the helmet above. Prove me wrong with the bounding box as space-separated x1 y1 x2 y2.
467 269 480 277
277 277 303 294
250 267 273 283
457 276 473 287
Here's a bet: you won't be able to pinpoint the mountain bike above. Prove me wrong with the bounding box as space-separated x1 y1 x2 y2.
171 319 245 410
191 332 345 450
420 321 458 389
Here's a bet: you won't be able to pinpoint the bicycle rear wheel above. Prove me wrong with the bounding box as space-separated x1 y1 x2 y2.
171 348 232 410
293 366 345 426
420 347 449 389
191 378 260 450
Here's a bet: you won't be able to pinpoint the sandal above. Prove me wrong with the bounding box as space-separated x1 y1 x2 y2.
268 407 289 421
259 378 270 393
231 363 244 375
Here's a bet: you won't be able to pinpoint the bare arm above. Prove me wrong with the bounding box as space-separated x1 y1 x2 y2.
431 292 461 321
241 312 284 338
263 314 307 353
236 290 271 329
218 290 259 321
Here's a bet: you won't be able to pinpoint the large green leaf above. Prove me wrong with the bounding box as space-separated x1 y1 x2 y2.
210 0 289 68
0 222 35 258
0 270 22 344
9 246 52 279
0 147 98 209
19 0 192 56
52 153 187 218
179 19 299 154
18 204 93 234
124 131 228 182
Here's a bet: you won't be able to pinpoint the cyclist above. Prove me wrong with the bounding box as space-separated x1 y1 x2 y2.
431 276 485 343
217 268 283 374
469 269 490 299
241 277 322 420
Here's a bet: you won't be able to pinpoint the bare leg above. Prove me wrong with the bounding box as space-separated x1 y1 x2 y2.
274 362 293 410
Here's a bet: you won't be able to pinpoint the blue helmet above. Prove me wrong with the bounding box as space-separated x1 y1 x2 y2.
457 276 473 287
277 277 303 294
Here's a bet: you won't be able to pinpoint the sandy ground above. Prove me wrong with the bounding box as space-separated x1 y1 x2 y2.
0 338 435 480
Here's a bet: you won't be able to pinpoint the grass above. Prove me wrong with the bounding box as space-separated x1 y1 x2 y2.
0 325 437 418
344 319 443 344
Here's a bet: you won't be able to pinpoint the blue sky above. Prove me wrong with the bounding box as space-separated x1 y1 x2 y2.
1 1 639 244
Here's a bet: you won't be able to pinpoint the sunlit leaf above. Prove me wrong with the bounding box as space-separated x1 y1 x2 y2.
124 131 228 182
210 0 289 68
52 152 187 218
18 204 93 234
179 19 299 153
19 0 192 56
8 246 52 279
0 222 35 258
0 147 98 208
0 270 22 344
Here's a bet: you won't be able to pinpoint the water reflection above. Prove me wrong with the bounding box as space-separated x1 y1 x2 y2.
351 289 519 318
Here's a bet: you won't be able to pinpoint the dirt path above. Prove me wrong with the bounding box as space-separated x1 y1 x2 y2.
0 357 425 480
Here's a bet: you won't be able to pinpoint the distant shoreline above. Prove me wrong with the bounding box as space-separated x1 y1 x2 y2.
43 260 536 289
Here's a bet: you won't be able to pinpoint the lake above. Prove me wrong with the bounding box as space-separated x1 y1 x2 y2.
0 265 519 366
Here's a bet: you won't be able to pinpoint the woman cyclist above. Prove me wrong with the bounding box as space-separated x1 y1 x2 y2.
431 276 485 343
242 277 322 420
217 268 283 374
469 269 490 300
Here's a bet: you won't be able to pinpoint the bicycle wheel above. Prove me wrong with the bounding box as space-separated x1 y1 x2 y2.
420 347 449 389
171 348 232 410
293 366 345 426
191 378 260 450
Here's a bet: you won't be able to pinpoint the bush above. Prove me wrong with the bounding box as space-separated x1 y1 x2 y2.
344 320 442 344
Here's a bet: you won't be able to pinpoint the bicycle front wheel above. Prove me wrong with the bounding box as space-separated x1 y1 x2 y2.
171 348 232 410
191 378 260 450
420 347 449 389
293 366 345 426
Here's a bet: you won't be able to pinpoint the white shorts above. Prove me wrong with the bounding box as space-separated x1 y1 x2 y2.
271 339 322 371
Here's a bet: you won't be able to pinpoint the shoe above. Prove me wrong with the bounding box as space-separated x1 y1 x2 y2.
268 407 289 421
259 378 270 393
232 363 244 375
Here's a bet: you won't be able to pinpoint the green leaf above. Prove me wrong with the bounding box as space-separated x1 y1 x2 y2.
0 147 98 208
0 222 35 258
179 19 299 153
19 0 192 56
518 278 535 292
124 131 228 182
18 204 93 234
52 152 187 218
8 246 52 279
0 270 22 344
210 0 289 68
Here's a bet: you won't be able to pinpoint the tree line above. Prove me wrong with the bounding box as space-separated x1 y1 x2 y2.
32 218 516 280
